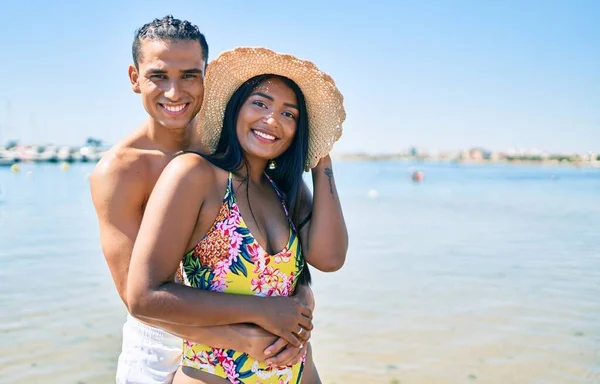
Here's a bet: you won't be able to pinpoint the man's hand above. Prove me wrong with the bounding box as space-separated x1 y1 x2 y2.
237 324 310 367
263 328 311 366
234 324 278 361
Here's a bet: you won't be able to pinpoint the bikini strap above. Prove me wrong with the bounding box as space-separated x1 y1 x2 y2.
227 172 234 192
264 173 296 232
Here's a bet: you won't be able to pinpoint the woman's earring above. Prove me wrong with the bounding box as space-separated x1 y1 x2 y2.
268 159 277 170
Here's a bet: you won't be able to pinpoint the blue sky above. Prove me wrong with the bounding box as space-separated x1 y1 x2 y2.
0 0 598 154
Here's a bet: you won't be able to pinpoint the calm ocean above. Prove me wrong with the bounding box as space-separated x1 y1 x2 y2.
1 161 598 383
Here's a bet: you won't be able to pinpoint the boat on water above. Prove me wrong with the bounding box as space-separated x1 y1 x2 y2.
0 158 16 166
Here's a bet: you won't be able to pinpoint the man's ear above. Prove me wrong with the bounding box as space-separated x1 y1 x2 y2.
128 65 141 94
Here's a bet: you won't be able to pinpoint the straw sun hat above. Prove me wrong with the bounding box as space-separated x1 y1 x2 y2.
196 47 346 169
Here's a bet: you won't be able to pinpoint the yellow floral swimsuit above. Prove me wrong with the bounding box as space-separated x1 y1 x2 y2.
178 172 306 384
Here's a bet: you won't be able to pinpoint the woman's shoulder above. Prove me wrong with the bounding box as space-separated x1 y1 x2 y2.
161 151 219 188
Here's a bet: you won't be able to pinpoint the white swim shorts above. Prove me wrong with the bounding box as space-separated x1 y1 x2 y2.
115 314 182 384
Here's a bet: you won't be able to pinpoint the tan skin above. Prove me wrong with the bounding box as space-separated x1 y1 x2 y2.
127 78 348 383
90 39 318 370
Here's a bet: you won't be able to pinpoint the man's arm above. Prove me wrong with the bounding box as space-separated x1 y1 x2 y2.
90 151 144 305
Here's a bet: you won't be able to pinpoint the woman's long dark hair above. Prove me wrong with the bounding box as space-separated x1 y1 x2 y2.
202 74 312 285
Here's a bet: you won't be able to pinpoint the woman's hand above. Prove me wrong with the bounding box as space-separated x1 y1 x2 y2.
254 296 313 347
312 154 332 171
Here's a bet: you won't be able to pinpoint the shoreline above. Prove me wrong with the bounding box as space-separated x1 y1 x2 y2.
1 144 598 169
332 154 600 168
3 156 599 169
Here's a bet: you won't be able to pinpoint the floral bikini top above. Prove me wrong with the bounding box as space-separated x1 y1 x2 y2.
179 171 305 297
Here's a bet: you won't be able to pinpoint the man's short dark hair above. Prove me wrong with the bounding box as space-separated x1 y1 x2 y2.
132 15 209 68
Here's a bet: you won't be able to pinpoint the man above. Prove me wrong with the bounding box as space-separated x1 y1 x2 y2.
90 15 319 383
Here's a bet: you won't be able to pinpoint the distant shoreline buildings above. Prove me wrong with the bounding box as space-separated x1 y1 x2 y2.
1 140 598 168
0 138 106 166
333 146 600 167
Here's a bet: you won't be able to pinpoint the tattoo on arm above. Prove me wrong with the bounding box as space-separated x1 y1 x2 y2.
324 168 334 196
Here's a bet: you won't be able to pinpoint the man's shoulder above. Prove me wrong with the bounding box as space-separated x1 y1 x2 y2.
89 130 156 193
91 129 157 179
91 144 143 181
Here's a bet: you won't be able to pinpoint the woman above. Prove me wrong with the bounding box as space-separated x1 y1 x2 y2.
127 47 348 383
